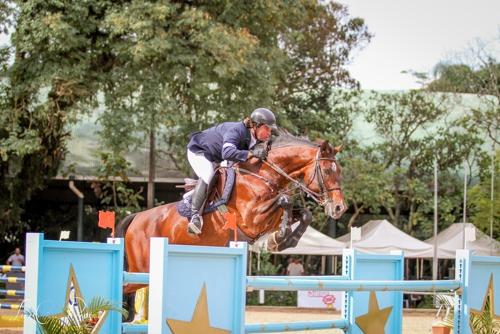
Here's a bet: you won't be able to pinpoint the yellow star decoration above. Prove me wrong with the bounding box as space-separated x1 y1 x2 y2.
355 291 393 334
52 264 108 334
469 274 499 331
166 283 230 334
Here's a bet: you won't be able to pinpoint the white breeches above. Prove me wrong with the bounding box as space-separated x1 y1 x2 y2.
187 150 216 185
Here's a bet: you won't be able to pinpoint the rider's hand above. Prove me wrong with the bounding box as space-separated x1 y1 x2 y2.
250 145 268 161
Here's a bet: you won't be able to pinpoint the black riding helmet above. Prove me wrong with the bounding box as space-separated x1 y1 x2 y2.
250 108 277 130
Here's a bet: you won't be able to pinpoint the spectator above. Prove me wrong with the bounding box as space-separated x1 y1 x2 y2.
281 257 293 275
286 258 304 276
7 247 25 266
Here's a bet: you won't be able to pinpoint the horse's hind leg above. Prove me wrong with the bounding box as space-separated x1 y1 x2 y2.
123 219 152 322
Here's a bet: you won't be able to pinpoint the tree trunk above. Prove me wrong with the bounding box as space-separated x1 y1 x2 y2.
348 203 364 228
147 127 156 209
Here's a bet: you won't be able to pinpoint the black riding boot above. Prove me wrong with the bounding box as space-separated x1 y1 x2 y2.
187 180 208 235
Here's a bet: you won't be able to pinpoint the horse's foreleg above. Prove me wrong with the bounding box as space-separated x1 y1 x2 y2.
267 208 312 252
267 195 293 252
276 195 293 239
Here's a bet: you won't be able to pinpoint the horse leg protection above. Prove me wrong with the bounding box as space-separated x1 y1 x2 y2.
276 208 312 252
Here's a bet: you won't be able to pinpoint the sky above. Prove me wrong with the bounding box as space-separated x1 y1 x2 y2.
339 0 500 90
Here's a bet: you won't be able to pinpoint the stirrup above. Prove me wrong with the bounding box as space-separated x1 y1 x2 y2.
188 215 203 235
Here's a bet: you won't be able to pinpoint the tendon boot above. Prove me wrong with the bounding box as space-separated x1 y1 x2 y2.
187 179 208 235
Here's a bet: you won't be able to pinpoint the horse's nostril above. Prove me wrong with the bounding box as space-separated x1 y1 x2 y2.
335 205 343 213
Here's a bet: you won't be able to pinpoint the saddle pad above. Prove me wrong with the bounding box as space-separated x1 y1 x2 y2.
176 168 236 220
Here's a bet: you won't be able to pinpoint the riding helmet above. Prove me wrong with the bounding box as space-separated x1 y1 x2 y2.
250 108 277 129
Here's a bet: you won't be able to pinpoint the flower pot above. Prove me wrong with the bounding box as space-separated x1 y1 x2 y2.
432 325 451 334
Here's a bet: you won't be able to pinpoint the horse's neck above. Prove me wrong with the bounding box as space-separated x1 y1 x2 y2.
266 146 316 180
235 146 316 197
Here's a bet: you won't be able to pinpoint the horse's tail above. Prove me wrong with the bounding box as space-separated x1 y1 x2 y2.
115 213 137 271
116 213 137 238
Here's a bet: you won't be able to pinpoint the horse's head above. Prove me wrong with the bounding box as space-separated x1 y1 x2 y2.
299 140 347 219
266 134 347 220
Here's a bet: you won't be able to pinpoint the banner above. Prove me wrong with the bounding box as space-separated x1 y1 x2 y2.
297 290 343 310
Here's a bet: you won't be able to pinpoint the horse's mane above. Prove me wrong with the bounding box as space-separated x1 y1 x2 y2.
269 127 318 148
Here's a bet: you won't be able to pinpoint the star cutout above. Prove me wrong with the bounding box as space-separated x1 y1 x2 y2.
355 291 393 334
469 274 499 331
166 283 230 334
52 264 108 334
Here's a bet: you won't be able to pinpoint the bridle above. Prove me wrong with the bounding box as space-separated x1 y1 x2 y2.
238 146 341 206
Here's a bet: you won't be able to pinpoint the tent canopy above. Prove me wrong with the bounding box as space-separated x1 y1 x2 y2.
425 223 500 259
250 225 345 255
336 220 434 258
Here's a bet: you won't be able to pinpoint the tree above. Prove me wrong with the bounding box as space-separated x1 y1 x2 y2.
0 0 371 241
364 90 483 235
427 41 499 145
97 1 370 207
427 41 499 239
341 148 391 228
0 0 117 235
468 150 500 239
276 3 371 131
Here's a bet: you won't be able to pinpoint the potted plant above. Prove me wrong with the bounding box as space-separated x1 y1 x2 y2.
25 296 127 334
432 294 454 334
469 293 500 334
432 293 500 334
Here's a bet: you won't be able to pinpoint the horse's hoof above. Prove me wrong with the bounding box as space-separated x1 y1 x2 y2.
187 222 202 235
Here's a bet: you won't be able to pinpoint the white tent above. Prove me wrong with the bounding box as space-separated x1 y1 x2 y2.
249 225 345 255
425 223 500 259
336 220 434 258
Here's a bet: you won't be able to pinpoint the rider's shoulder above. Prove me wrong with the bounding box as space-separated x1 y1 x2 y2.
219 121 247 132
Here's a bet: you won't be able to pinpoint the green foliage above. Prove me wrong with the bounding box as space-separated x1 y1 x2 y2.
246 290 297 307
97 1 370 174
0 0 371 241
427 49 499 146
276 3 371 130
25 296 127 334
469 150 500 239
362 90 483 235
0 0 108 233
247 251 296 306
252 251 281 276
91 152 143 220
342 148 391 227
428 61 500 96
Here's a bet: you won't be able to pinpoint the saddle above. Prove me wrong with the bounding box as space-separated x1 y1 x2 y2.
175 168 236 220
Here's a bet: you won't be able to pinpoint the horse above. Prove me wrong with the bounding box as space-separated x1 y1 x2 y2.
116 132 347 294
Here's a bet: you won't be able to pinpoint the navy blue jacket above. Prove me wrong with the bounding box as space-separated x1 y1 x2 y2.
187 121 251 162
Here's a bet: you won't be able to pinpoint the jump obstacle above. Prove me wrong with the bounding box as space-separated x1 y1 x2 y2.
0 265 25 310
23 233 499 334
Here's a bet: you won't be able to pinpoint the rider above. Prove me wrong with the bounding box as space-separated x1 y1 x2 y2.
186 108 277 235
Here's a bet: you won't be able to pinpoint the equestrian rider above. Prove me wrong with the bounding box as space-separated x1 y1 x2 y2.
186 108 277 235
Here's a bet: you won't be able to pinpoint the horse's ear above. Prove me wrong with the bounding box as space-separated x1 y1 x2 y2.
333 144 343 155
320 140 330 154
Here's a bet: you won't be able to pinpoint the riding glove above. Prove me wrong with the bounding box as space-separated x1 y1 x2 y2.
250 145 268 160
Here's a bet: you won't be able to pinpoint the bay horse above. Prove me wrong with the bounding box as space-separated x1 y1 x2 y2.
117 132 347 294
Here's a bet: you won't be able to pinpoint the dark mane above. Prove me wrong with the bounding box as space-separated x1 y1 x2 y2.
269 127 318 148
